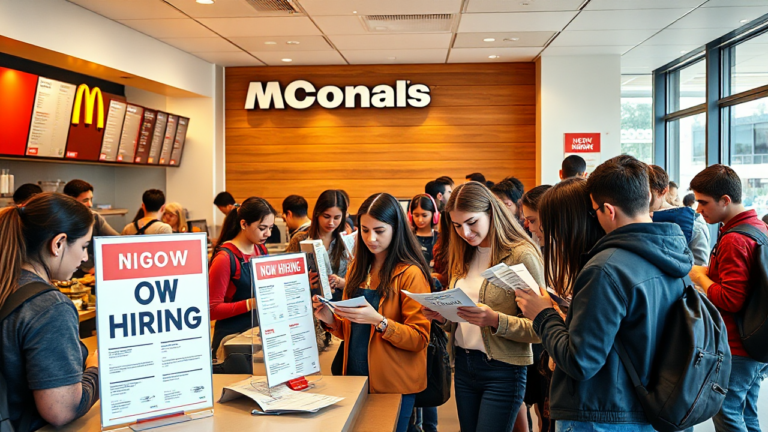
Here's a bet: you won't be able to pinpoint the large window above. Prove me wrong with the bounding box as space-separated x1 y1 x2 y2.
621 75 653 164
727 30 768 96
727 97 768 216
668 60 706 112
668 113 706 192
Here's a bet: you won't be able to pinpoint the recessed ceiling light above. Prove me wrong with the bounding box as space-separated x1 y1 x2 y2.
264 41 277 45
483 38 496 42
282 58 292 62
489 55 500 59
680 50 688 54
196 0 214 4
504 37 520 42
286 41 300 45
352 10 357 14
740 19 749 23
387 56 397 60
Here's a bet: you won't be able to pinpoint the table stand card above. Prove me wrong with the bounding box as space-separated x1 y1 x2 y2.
94 233 214 430
250 253 321 389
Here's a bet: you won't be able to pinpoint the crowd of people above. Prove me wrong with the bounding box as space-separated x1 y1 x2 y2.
2 154 767 432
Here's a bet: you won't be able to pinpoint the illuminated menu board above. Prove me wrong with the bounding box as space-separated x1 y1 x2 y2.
65 92 126 161
158 114 178 165
147 111 168 165
169 117 189 166
133 109 156 164
99 100 127 162
0 67 38 156
116 104 144 163
26 77 76 158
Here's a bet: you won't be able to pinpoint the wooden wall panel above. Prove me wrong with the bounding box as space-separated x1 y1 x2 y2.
225 63 536 213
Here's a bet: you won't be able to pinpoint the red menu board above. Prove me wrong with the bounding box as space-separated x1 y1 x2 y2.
116 104 144 163
158 114 178 166
65 91 126 161
169 117 189 166
0 67 38 156
133 109 157 164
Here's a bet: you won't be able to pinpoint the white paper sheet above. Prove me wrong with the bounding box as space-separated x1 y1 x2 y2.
219 377 343 414
341 232 356 258
300 240 333 299
319 295 370 310
481 263 541 295
402 288 477 323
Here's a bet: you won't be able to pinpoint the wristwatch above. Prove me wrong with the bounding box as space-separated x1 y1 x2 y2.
375 317 388 333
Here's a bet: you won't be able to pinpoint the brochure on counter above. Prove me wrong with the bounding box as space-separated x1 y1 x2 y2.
251 253 321 388
482 263 542 295
93 233 213 429
300 239 333 299
219 376 343 414
402 288 476 323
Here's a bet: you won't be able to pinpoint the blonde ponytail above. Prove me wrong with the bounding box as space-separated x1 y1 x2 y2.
0 207 25 307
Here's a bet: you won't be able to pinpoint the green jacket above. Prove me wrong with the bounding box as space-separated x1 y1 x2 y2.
442 243 544 366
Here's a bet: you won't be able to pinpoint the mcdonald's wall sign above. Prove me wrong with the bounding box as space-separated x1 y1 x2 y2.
72 84 104 129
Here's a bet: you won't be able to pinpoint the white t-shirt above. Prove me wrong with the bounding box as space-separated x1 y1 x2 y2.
455 246 492 353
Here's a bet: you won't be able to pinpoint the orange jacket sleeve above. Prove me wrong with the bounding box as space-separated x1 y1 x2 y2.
381 266 430 352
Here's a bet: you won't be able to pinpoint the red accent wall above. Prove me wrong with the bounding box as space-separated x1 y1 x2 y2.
0 67 38 156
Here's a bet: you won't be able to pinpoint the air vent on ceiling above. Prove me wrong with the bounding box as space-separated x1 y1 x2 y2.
361 14 455 33
244 0 303 15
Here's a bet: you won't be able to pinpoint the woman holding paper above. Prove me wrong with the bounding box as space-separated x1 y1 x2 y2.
312 192 432 432
286 189 350 301
209 197 276 358
422 181 545 432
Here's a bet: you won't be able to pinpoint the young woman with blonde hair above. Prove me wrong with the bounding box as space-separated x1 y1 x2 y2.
423 181 544 432
162 202 187 233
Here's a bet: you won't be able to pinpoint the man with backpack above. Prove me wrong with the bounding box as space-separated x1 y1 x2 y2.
517 155 729 432
688 164 768 432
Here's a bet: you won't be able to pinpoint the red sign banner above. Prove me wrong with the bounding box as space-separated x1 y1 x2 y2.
253 257 306 280
565 133 601 153
101 240 203 281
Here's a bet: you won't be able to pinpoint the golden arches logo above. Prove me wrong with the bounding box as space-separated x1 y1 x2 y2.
72 84 104 129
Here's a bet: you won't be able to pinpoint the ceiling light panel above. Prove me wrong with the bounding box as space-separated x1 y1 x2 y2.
197 17 322 37
117 19 217 38
66 0 185 20
448 47 541 63
342 49 448 64
228 36 334 51
551 29 657 47
458 12 577 33
567 9 693 31
299 0 462 16
164 0 264 18
361 14 456 33
329 34 452 50
454 32 555 48
465 0 586 13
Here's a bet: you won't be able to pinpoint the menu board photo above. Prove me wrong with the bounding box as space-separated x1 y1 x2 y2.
133 109 157 164
0 67 38 156
26 77 77 158
116 104 144 163
158 114 178 166
147 111 168 165
169 117 189 166
99 100 127 162
65 92 126 161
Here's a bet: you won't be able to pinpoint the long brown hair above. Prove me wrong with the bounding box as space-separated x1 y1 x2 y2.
433 206 451 275
538 177 605 298
345 193 433 299
444 181 540 279
307 190 348 272
0 193 94 307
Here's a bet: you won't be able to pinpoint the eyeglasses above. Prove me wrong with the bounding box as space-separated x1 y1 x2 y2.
588 203 605 218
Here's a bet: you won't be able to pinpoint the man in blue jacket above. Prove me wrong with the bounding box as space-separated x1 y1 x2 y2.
517 155 693 432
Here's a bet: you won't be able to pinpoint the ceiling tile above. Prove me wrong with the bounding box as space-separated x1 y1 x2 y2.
624 45 703 59
640 28 735 46
193 51 264 67
466 0 585 13
551 29 657 47
703 0 768 7
164 0 261 18
621 55 679 72
67 0 186 20
668 6 768 29
313 16 369 35
585 0 702 10
543 46 633 55
342 49 448 64
458 12 577 33
448 47 541 63
197 17 322 37
568 9 692 31
117 19 217 39
249 50 347 66
228 36 334 51
454 32 555 48
161 37 241 52
622 67 655 75
300 0 462 16
329 34 452 50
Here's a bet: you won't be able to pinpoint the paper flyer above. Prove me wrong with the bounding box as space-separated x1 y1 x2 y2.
219 377 342 414
300 239 333 299
402 288 477 323
482 263 541 295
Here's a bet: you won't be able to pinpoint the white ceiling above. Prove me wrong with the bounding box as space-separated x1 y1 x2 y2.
65 0 768 71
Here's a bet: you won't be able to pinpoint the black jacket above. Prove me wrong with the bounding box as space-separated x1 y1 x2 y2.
533 222 693 423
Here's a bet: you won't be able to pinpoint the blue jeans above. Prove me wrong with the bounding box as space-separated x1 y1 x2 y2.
556 421 655 432
397 394 417 432
412 407 438 432
454 348 526 432
713 355 768 432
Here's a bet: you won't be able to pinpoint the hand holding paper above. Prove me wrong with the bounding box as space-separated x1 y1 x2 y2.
481 263 542 295
402 288 476 323
515 288 556 320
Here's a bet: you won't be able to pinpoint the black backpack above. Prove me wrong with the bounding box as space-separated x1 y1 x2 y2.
615 276 731 432
133 219 159 235
722 224 768 362
0 282 58 432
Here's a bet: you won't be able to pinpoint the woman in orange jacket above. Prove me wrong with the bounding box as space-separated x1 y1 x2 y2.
312 192 432 432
